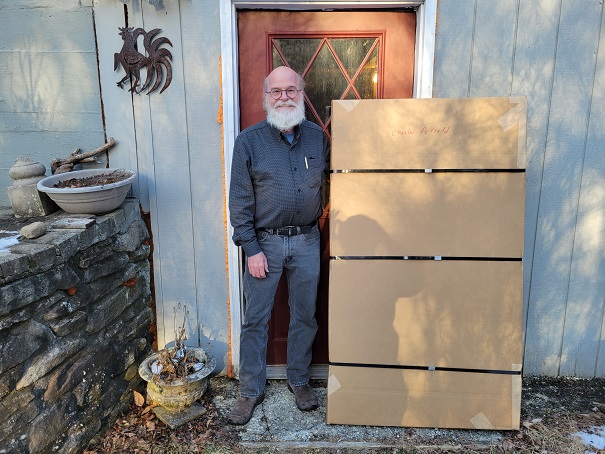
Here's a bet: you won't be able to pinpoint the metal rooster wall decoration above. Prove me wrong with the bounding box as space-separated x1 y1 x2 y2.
114 27 173 94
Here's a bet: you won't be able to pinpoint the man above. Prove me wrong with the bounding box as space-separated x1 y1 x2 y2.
228 66 329 425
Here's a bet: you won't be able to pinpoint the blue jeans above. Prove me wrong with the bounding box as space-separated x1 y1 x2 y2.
239 225 320 397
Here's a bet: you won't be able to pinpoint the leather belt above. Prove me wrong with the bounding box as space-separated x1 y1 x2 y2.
261 221 316 237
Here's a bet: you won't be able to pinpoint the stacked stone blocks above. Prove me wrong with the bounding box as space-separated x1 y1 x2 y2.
0 199 153 453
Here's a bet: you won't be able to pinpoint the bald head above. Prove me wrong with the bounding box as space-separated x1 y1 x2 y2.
263 66 304 92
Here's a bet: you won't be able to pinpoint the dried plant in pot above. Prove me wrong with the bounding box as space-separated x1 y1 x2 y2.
138 306 216 428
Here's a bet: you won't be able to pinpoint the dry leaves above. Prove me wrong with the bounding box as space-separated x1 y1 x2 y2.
501 412 605 454
89 376 605 453
86 388 239 454
133 390 145 407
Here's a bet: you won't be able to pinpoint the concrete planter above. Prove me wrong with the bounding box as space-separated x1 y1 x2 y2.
37 169 135 214
138 348 216 428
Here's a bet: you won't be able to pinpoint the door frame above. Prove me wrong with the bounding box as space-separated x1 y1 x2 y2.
220 0 437 377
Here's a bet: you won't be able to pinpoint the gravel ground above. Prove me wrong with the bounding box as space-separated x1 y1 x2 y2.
212 378 504 451
88 375 605 453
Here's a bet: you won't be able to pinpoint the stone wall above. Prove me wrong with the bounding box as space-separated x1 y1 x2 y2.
0 199 153 453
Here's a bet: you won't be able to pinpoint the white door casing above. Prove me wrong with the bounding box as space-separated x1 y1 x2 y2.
220 0 437 376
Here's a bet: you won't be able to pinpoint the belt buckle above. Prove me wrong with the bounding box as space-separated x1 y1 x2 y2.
288 226 297 236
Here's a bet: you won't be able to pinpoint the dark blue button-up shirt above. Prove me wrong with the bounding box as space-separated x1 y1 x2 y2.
229 119 329 257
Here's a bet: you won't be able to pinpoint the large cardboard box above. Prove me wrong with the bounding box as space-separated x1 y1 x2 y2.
328 260 523 370
330 97 526 170
330 172 525 258
327 365 522 430
327 98 526 429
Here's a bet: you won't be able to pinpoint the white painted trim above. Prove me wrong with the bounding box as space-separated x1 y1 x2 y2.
267 364 329 379
414 0 436 98
232 1 425 8
220 0 437 376
220 0 242 377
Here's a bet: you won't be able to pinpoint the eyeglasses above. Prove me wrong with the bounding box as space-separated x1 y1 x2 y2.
265 87 302 100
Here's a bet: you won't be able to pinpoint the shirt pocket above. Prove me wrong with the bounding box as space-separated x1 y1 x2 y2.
305 157 324 188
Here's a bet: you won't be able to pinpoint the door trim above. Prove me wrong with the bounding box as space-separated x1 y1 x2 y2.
220 0 437 377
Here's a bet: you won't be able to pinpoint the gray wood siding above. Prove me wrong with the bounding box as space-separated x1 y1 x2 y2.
0 0 105 206
435 0 605 377
94 0 229 372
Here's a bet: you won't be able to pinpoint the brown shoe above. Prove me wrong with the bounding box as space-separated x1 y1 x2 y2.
227 394 265 425
287 382 318 411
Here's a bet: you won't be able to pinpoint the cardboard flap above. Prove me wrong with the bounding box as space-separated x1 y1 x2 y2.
329 260 524 370
331 97 527 170
330 172 525 257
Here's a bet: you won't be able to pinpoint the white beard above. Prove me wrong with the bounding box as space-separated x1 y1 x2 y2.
264 97 306 132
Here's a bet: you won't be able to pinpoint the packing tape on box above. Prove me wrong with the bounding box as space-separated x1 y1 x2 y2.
498 97 527 169
339 100 360 112
470 412 496 430
327 373 342 396
498 98 525 131
468 374 523 430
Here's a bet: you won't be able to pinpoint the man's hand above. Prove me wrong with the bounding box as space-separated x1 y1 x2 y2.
248 252 269 279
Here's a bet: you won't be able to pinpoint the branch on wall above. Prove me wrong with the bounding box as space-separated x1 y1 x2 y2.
51 138 117 174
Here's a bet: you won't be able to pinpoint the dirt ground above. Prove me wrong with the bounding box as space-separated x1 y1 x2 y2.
86 376 605 453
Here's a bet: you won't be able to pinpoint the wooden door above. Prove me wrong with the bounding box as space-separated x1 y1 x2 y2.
237 10 416 366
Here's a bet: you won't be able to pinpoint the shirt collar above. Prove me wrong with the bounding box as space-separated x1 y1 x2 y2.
267 121 302 141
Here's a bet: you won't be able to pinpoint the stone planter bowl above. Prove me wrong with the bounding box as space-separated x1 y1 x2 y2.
138 348 216 412
37 169 136 215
